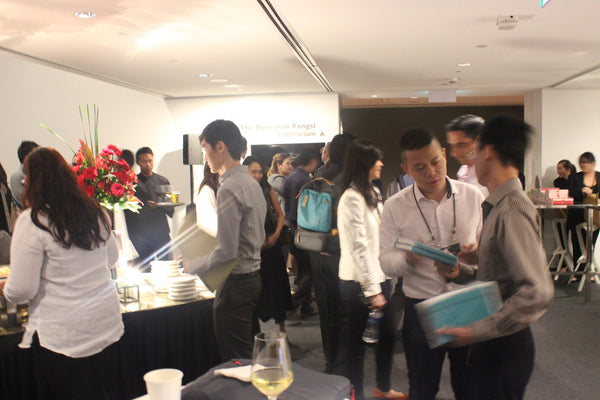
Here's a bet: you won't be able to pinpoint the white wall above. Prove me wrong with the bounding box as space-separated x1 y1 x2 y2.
525 88 600 188
0 52 188 200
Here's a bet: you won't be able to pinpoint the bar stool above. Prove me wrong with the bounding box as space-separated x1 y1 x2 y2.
574 222 600 291
549 218 574 280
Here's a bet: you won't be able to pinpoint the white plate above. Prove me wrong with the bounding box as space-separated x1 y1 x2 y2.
168 288 197 296
168 293 198 301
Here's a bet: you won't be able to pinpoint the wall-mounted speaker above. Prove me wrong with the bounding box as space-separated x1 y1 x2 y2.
183 134 204 165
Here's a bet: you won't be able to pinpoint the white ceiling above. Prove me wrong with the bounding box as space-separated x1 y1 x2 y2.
1 0 599 102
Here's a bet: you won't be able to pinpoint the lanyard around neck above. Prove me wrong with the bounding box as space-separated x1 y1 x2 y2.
412 182 456 245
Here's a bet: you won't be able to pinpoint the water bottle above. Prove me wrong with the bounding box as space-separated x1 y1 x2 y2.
362 309 383 344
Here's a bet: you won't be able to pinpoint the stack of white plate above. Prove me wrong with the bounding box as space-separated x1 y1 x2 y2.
168 276 198 301
151 261 182 293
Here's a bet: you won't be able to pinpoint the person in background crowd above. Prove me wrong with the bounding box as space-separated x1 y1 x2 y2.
243 156 292 333
185 120 266 361
195 163 220 238
119 149 135 169
267 152 293 214
314 141 331 178
0 162 14 264
10 140 39 209
437 114 554 400
308 133 355 375
386 172 414 200
445 114 489 197
568 152 600 268
1 148 123 400
379 127 484 400
127 147 174 268
283 147 320 319
553 159 576 190
337 140 406 400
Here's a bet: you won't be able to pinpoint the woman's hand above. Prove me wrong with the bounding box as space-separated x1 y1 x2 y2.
0 280 6 297
583 186 593 195
458 243 478 265
263 233 279 249
369 293 387 310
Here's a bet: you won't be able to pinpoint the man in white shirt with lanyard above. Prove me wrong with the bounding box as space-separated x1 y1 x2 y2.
379 127 484 400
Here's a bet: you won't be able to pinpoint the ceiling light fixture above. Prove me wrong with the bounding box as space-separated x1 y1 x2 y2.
75 11 96 19
209 78 228 83
257 0 334 92
371 94 378 98
198 73 213 78
224 84 242 88
457 63 471 67
475 44 488 48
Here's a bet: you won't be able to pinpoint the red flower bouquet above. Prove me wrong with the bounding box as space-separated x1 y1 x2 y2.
72 140 140 211
43 105 141 212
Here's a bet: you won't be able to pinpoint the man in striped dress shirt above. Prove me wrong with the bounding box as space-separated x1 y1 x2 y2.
438 114 554 400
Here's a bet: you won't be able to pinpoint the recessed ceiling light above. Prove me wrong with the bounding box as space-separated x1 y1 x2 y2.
198 73 212 78
476 44 488 48
371 94 378 98
457 63 471 67
75 11 96 19
224 84 242 88
209 78 228 83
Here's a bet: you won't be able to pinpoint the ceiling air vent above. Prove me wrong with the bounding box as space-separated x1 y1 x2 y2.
497 15 519 30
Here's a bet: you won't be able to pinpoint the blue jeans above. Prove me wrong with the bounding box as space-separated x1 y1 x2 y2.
403 298 470 400
465 327 535 400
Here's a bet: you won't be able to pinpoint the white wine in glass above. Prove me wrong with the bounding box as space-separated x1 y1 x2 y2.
251 332 293 400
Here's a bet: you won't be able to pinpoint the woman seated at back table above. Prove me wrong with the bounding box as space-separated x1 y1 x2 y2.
554 159 576 190
0 148 123 400
568 152 600 272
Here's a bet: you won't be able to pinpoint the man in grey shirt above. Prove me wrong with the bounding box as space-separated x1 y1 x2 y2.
186 119 266 361
438 115 554 400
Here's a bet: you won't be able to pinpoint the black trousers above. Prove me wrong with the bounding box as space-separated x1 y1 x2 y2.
31 333 120 400
213 270 261 362
289 224 314 313
339 280 395 400
309 251 344 374
403 298 470 400
465 327 535 400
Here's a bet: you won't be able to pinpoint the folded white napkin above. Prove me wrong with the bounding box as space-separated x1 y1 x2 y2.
214 365 252 382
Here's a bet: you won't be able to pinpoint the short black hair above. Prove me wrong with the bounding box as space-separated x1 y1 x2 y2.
199 119 245 160
17 140 39 164
479 114 532 168
444 114 485 139
295 147 320 167
135 147 153 162
329 133 356 165
399 127 438 161
120 149 134 168
579 152 595 164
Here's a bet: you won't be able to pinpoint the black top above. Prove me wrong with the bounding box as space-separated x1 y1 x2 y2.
569 171 600 203
553 176 571 190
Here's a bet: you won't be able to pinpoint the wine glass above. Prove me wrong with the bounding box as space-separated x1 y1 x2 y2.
251 331 293 400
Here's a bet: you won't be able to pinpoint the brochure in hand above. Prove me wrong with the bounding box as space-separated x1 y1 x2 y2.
415 281 502 348
394 237 458 266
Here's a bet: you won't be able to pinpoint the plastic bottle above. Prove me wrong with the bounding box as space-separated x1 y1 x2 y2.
362 309 383 344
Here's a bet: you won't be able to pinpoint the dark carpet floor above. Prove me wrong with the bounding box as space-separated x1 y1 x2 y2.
261 280 600 400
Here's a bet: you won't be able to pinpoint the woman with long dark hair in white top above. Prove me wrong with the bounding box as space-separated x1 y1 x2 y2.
0 148 123 400
337 140 406 400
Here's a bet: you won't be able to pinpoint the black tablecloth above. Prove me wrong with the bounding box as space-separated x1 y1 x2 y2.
182 360 352 400
0 299 220 400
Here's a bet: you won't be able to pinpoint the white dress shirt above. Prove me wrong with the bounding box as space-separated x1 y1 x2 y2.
195 184 218 238
4 209 123 358
379 179 484 299
338 187 387 297
457 164 489 197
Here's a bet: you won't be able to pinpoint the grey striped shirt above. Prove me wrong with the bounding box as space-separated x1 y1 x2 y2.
472 177 554 340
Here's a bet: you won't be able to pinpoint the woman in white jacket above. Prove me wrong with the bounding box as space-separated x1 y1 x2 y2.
337 140 406 400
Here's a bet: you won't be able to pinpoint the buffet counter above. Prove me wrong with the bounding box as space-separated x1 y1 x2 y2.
0 289 221 400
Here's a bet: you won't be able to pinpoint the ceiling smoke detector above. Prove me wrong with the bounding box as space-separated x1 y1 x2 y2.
497 15 519 30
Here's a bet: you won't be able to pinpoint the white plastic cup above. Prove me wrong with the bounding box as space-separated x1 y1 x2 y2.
143 368 183 400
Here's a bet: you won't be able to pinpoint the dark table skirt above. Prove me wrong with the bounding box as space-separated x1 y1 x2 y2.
0 299 220 400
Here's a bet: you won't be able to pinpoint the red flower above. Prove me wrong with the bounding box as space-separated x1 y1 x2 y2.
77 174 86 187
86 185 95 197
82 167 98 180
110 183 125 197
108 145 122 157
72 165 81 173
